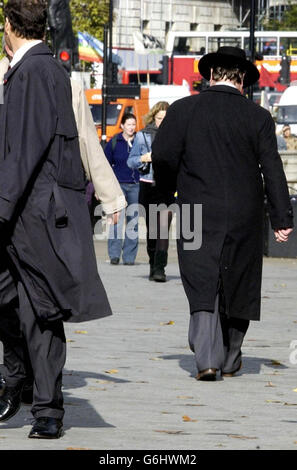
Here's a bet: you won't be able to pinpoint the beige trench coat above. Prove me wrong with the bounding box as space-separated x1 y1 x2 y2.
71 79 126 214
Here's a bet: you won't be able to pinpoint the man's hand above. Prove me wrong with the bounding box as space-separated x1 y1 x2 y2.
274 228 293 243
106 211 121 225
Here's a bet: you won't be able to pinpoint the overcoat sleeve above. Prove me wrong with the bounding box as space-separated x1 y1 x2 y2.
71 80 126 215
258 112 294 229
0 67 57 222
152 99 189 194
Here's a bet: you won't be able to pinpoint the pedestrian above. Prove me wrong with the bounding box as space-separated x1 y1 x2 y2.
104 113 139 265
152 46 293 381
0 0 112 439
128 101 174 282
0 34 126 408
282 124 297 151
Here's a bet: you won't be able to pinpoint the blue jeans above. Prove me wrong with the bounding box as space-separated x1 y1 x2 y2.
108 183 139 263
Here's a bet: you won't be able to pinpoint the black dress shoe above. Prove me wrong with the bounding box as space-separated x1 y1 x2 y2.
28 417 63 439
110 258 120 265
0 375 6 398
0 381 24 421
196 368 217 381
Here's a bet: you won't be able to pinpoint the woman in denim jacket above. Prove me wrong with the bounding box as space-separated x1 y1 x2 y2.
128 101 175 282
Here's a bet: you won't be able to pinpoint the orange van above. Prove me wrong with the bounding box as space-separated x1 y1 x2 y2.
85 83 191 142
84 87 149 142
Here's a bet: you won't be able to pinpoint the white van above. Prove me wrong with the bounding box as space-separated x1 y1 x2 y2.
276 82 297 135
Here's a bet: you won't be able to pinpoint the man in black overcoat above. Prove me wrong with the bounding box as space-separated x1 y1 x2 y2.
0 0 112 438
152 46 294 381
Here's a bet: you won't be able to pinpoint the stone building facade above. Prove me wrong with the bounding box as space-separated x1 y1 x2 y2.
112 0 240 50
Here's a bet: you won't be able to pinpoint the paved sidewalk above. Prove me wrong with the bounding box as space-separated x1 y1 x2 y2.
1 240 297 450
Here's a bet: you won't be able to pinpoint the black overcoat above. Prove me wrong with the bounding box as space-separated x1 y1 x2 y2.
152 85 293 321
0 43 112 323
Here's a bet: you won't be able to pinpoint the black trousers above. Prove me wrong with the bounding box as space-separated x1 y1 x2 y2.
188 294 249 374
139 181 174 255
0 281 66 419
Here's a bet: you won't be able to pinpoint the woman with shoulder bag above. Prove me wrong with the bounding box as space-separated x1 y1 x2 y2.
105 113 139 265
127 101 174 282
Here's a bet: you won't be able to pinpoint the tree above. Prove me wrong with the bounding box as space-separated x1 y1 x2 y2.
70 0 109 40
0 1 6 56
263 3 297 31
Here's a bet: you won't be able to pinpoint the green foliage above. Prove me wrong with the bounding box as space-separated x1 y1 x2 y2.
70 0 110 40
263 3 297 31
0 1 6 55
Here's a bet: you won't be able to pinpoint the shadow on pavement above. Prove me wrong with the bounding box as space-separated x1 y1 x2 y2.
0 368 132 431
159 354 288 378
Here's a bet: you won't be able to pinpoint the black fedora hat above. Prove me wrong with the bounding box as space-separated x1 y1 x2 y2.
198 46 260 87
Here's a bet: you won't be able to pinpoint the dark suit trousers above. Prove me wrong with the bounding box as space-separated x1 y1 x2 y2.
0 281 66 419
188 294 249 373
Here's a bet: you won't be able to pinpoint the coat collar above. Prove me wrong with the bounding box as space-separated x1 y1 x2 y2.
3 42 53 84
203 84 243 97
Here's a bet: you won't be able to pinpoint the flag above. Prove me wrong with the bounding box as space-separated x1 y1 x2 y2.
78 31 103 63
133 31 164 55
78 32 122 64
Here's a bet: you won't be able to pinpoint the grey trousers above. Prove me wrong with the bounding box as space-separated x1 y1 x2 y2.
0 282 66 419
188 295 249 374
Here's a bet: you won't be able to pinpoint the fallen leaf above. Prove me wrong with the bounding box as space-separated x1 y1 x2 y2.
284 403 297 406
265 382 276 387
104 369 119 374
154 430 186 435
182 415 198 422
293 388 297 392
95 380 109 384
228 434 257 440
66 339 75 343
265 400 282 403
160 321 175 326
177 395 194 399
74 330 88 334
150 357 163 361
88 386 106 391
269 360 283 366
185 404 206 407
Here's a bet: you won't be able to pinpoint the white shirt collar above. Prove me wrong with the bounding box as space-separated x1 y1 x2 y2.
10 40 43 68
214 81 237 89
